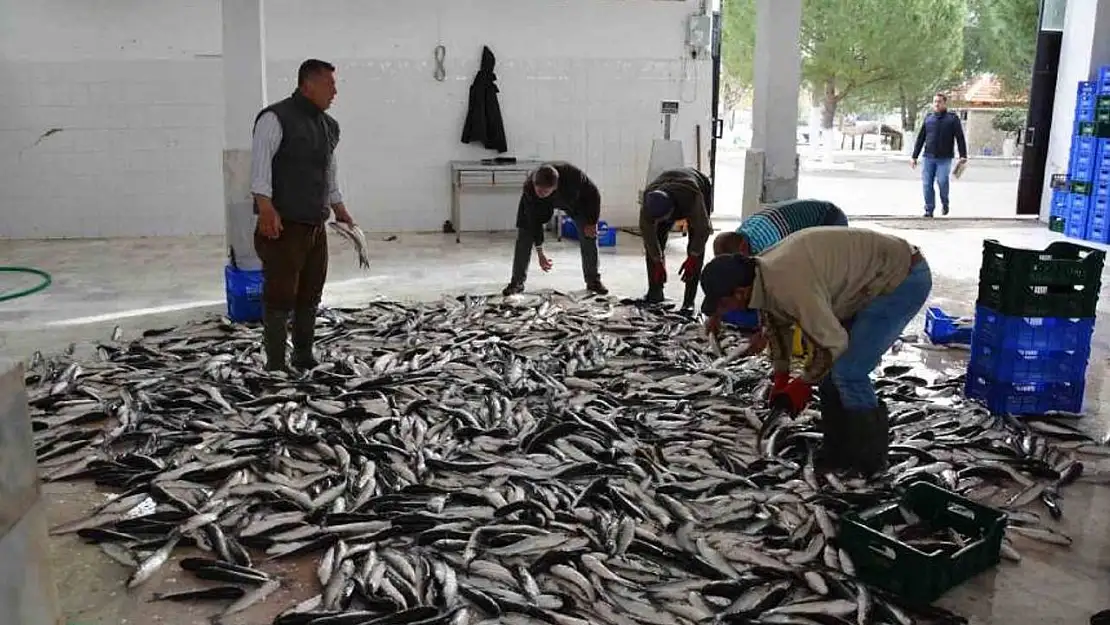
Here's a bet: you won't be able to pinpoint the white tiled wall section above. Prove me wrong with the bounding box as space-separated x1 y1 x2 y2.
0 0 712 239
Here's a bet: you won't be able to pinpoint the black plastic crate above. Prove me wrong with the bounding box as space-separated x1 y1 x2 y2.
980 239 1105 289
977 239 1104 317
840 482 1007 606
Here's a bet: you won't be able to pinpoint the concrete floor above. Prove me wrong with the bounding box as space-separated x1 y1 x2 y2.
2 219 1110 624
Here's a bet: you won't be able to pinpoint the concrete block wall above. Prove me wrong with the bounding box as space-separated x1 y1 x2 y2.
0 0 712 239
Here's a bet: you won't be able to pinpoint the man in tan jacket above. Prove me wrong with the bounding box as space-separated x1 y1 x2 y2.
699 227 932 476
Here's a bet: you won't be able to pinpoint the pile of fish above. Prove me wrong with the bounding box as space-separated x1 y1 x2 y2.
26 294 1110 625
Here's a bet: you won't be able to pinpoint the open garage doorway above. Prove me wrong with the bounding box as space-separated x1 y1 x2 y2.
710 0 1043 225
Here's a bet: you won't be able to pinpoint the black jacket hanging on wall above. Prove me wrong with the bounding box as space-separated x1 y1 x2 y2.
461 46 508 153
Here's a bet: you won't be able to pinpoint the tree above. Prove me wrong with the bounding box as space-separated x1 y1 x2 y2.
963 0 1040 94
801 0 968 129
720 0 756 119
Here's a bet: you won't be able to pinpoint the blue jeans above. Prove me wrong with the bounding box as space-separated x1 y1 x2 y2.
921 157 952 214
830 259 933 410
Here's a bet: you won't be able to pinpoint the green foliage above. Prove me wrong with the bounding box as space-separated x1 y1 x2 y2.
964 0 1040 92
720 0 755 110
992 107 1027 134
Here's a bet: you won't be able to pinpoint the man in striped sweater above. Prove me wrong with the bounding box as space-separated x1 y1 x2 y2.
712 199 849 257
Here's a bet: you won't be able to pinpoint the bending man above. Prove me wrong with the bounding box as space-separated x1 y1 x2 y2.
713 198 849 257
639 167 714 310
503 162 608 297
699 227 932 476
251 59 357 372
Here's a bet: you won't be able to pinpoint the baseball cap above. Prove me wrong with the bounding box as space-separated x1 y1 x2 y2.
644 190 674 219
700 254 758 315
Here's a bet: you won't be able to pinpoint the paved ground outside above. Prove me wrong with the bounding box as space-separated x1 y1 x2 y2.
714 145 1025 219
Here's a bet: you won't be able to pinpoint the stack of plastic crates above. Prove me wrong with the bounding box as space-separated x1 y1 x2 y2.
965 239 1104 415
1066 73 1110 242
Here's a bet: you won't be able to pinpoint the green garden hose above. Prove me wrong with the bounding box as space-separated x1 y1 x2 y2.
0 266 53 302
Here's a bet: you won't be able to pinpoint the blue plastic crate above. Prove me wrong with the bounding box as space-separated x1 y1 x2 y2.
972 305 1096 352
597 221 616 247
1077 105 1096 123
224 264 263 323
924 307 973 344
722 308 760 329
1068 158 1097 182
560 217 578 240
969 343 1090 384
1066 194 1091 239
964 374 1085 415
1078 80 1096 103
1073 135 1098 156
1098 66 1110 88
1051 190 1070 217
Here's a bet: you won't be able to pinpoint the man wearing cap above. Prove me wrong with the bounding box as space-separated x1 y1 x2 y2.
639 167 714 310
712 198 850 257
699 227 932 475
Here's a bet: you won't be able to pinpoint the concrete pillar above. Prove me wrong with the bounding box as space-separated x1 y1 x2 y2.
1040 0 1110 220
0 360 61 625
222 0 268 271
743 0 802 219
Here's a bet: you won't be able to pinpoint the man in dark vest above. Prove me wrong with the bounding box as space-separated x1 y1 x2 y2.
639 167 714 311
250 58 357 372
502 162 609 297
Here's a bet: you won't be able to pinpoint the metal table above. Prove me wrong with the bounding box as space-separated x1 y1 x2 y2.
449 159 543 243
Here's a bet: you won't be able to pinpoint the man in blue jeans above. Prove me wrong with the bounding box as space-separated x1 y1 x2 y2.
911 92 968 218
699 227 932 476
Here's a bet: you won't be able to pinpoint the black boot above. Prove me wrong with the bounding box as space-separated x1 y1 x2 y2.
644 284 665 304
586 279 609 295
262 308 289 372
502 282 524 296
290 307 319 370
849 402 890 477
816 383 851 471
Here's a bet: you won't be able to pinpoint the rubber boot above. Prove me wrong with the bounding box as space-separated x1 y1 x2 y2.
815 383 851 472
262 308 290 372
502 282 524 296
851 402 890 477
586 279 609 295
290 307 319 370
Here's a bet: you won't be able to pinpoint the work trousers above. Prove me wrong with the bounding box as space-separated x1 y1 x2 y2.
510 220 600 285
831 258 933 410
254 221 329 313
921 156 953 214
644 220 701 308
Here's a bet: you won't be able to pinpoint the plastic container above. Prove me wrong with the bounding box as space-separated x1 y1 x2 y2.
560 217 579 240
1051 190 1069 217
840 482 1007 606
972 305 1096 351
964 374 1085 415
224 264 263 323
722 308 759 329
597 221 616 247
968 343 1090 384
1086 205 1110 244
1048 216 1066 233
924 307 973 344
977 240 1103 317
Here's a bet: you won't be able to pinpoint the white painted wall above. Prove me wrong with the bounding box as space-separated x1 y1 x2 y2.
1040 0 1110 221
0 0 712 239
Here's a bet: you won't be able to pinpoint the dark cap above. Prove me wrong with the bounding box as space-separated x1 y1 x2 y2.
700 253 758 315
644 190 674 220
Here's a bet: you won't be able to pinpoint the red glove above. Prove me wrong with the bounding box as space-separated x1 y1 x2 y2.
772 372 790 392
678 255 699 282
769 377 813 414
650 260 667 284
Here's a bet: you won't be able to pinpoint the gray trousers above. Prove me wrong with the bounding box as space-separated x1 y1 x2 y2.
511 221 600 285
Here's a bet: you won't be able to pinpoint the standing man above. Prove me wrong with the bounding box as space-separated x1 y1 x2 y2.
712 198 849 257
640 167 714 311
911 92 968 218
250 59 357 372
502 162 609 296
699 227 932 476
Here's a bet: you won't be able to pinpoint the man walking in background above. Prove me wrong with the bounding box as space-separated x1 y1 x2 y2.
911 92 968 218
502 162 609 297
251 59 357 372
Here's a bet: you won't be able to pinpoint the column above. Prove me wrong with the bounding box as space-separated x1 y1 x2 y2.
743 0 802 218
1040 0 1110 220
222 0 268 271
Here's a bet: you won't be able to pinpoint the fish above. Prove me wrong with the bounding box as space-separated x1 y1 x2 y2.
328 221 371 269
24 293 1105 625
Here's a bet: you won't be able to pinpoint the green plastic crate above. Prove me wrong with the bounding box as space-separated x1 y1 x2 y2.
980 239 1105 289
1076 121 1110 138
1048 216 1066 233
840 481 1007 606
1070 180 1093 195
